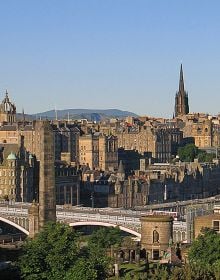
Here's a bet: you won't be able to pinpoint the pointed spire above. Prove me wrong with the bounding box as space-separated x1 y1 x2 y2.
179 64 185 94
22 108 25 123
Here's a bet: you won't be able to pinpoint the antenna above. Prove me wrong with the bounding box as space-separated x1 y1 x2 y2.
54 105 58 121
68 112 70 123
22 108 25 123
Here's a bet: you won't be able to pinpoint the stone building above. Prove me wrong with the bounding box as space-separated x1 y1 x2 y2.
55 162 80 205
52 122 80 163
79 132 118 171
138 160 220 203
107 161 148 208
141 215 173 260
194 210 220 239
81 159 220 209
116 125 182 163
0 142 36 202
179 113 213 148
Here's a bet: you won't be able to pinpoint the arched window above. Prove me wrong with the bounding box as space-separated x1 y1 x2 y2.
153 230 159 243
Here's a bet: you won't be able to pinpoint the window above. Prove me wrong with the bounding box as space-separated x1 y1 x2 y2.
153 249 160 260
213 220 220 232
153 230 159 243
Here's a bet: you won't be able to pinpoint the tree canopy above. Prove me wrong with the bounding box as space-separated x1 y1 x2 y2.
188 227 220 266
178 143 215 162
88 226 122 250
18 222 112 280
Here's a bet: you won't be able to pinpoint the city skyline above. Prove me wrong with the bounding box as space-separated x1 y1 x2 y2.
1 1 220 116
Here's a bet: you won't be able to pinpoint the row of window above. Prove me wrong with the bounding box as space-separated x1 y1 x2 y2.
0 179 16 185
0 170 15 176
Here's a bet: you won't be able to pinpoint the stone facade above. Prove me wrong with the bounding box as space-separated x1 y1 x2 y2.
55 162 80 205
53 123 80 163
79 133 118 171
194 213 220 239
37 121 56 230
0 142 36 202
141 215 173 260
116 125 182 163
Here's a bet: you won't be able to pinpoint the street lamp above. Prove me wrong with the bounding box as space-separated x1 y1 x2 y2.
90 175 95 208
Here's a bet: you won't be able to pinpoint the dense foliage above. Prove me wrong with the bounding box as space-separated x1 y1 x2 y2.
18 223 220 279
88 226 122 249
18 223 120 280
188 227 220 266
178 143 215 162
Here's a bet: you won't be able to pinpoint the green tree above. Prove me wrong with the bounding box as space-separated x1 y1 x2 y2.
18 222 111 280
88 226 122 249
178 143 198 162
197 151 215 162
64 258 98 280
18 222 79 280
188 228 220 266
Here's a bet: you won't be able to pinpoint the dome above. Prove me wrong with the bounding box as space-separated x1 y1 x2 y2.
7 152 17 160
0 91 16 113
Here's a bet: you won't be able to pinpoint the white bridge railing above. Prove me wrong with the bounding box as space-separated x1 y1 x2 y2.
0 204 186 234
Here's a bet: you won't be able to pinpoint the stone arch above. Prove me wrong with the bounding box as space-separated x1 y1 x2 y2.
69 221 141 238
0 216 29 235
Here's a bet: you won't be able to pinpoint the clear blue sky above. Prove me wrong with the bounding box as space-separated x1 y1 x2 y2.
0 0 220 117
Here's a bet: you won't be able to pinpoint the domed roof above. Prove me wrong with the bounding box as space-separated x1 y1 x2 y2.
0 91 16 113
7 152 17 160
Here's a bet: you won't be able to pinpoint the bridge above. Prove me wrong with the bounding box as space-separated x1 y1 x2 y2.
0 202 187 242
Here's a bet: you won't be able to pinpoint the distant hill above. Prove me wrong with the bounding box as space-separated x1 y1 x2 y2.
30 108 138 121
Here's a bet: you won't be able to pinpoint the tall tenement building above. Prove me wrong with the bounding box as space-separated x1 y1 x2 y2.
174 64 189 117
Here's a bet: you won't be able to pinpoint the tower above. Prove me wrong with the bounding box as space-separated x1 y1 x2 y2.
174 64 189 117
37 121 56 230
28 121 56 237
0 90 16 123
141 215 173 260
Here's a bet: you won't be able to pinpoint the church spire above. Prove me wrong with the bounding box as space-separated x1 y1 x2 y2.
179 64 185 94
174 63 189 117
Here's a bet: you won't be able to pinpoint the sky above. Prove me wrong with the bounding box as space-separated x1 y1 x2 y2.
0 0 220 117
